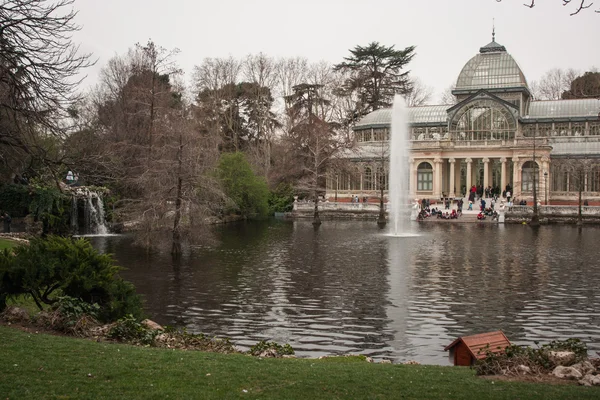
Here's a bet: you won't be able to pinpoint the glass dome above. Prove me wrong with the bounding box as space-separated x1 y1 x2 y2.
455 41 528 92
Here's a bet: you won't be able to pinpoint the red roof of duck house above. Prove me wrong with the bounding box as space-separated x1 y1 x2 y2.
444 331 511 360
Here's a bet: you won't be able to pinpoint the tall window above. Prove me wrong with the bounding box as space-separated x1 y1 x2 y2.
417 162 433 191
376 166 388 190
521 161 539 192
588 166 600 192
364 167 373 190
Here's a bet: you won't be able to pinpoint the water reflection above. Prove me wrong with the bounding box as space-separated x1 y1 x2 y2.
90 221 600 365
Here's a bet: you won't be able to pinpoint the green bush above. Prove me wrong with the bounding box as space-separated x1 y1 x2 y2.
0 183 70 233
0 236 143 321
37 296 101 335
0 184 30 217
108 315 157 345
54 295 100 322
268 183 295 213
217 152 269 218
248 340 295 357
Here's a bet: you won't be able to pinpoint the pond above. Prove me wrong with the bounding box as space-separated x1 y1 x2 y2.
90 221 600 365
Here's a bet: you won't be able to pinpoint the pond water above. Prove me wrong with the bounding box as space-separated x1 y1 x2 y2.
90 221 600 365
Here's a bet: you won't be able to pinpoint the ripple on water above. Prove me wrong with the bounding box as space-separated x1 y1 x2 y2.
94 222 600 364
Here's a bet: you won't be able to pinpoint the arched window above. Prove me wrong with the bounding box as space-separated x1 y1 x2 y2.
364 166 373 190
450 99 516 141
417 162 433 191
521 161 539 192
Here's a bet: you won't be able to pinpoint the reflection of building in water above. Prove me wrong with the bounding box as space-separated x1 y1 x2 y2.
327 34 600 204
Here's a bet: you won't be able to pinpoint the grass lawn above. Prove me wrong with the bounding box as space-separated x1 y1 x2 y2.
0 326 598 399
0 237 17 250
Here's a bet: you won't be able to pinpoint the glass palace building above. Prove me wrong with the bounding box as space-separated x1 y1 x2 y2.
326 37 600 204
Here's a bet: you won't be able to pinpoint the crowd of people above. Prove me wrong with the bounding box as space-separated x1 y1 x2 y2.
417 183 519 222
417 204 462 221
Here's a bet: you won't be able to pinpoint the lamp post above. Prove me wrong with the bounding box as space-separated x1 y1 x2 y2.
544 171 548 205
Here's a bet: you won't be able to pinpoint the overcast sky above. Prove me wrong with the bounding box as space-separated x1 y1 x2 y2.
72 0 600 102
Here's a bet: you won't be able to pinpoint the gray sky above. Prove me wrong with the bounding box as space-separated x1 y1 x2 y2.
73 0 600 102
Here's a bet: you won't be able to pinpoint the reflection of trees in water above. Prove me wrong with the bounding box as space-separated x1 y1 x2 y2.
274 221 393 354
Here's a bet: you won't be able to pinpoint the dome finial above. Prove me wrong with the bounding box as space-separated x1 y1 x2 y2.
492 18 495 42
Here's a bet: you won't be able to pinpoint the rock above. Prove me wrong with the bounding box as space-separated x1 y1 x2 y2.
0 306 30 323
403 360 420 365
380 359 392 364
517 365 531 375
155 333 170 343
548 351 576 366
579 374 600 386
365 357 374 363
258 349 279 358
552 365 583 380
282 355 297 359
141 319 164 331
88 323 114 337
572 361 595 375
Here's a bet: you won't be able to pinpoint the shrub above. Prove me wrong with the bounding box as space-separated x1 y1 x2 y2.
0 236 143 321
0 184 30 217
248 340 295 357
37 296 100 336
268 183 295 214
108 315 157 345
217 152 269 218
0 183 70 233
476 339 589 376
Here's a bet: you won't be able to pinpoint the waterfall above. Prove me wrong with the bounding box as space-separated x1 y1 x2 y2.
71 196 78 233
83 190 109 235
388 95 412 236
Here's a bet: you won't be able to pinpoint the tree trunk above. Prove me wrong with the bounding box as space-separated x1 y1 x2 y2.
172 131 184 256
312 192 321 227
377 177 386 228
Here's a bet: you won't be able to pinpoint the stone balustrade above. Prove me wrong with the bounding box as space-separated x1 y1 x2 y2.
293 201 387 213
505 205 600 224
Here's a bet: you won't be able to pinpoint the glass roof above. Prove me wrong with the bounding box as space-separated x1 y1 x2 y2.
456 52 528 91
354 106 449 129
551 140 600 155
528 99 600 119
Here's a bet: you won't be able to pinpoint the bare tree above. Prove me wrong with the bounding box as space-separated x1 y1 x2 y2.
285 83 351 226
0 0 93 180
439 84 457 105
243 53 279 177
499 0 600 15
403 77 433 107
529 68 579 100
556 158 597 225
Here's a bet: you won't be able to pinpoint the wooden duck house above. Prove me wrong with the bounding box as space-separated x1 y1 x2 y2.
444 331 511 366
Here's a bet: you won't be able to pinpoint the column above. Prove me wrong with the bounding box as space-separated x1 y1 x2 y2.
500 157 507 193
465 158 472 192
512 157 520 199
454 159 462 196
541 156 550 203
409 159 416 197
483 157 490 190
434 157 443 198
449 158 456 197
